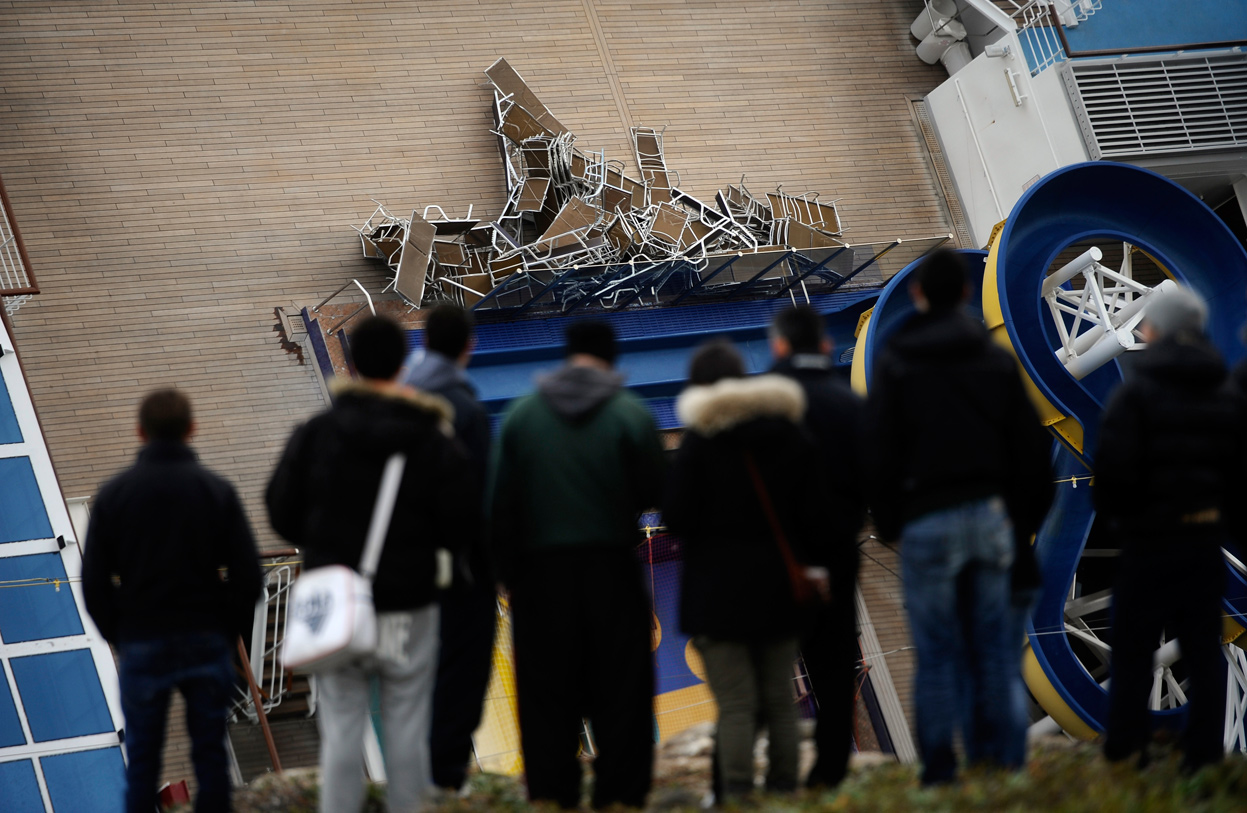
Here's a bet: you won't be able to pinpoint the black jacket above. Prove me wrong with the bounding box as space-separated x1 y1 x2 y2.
401 349 493 586
663 374 825 640
266 382 472 611
1097 334 1247 542
772 354 866 595
82 440 263 644
865 308 1053 543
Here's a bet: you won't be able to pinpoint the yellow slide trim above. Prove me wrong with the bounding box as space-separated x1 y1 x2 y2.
850 307 874 396
1022 643 1099 740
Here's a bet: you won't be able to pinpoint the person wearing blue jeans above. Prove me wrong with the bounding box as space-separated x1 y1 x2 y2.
901 498 1015 780
118 632 235 812
83 389 262 813
865 250 1053 784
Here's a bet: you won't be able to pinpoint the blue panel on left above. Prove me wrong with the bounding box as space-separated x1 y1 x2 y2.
0 554 84 643
42 747 125 813
11 650 112 742
0 372 22 445
0 457 52 544
0 666 26 748
0 759 45 813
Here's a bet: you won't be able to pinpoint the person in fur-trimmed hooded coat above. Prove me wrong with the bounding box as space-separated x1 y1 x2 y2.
663 340 826 802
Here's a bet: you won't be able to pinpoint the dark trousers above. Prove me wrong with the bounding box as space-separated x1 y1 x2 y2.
430 581 498 789
802 598 859 788
118 630 234 813
510 548 654 809
1105 538 1226 770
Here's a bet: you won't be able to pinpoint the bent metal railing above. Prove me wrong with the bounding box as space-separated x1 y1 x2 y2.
0 174 39 318
231 548 301 776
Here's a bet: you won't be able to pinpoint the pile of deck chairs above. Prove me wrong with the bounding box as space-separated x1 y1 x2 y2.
355 58 848 313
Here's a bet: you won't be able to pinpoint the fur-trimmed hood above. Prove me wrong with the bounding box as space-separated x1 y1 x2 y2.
330 377 456 435
677 374 806 436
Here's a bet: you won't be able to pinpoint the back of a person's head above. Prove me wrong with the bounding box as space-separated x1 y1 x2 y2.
350 316 407 380
1145 286 1208 341
771 305 826 354
140 388 192 441
566 320 618 365
689 339 746 386
424 303 473 359
915 248 967 312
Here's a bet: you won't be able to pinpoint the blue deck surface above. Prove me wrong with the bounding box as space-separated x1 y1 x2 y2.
408 289 880 429
1062 0 1245 53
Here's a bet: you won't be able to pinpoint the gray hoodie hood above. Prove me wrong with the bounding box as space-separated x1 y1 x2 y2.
536 364 624 421
401 349 474 395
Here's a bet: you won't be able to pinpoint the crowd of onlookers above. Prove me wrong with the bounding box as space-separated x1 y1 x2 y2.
80 248 1247 812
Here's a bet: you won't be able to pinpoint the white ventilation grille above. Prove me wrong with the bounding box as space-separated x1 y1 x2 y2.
1062 50 1247 159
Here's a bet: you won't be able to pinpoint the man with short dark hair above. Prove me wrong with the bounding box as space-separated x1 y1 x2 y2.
865 249 1052 784
268 315 471 813
83 388 262 813
400 304 495 792
769 305 865 789
491 319 665 809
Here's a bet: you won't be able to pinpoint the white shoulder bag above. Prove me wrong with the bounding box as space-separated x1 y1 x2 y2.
281 453 406 673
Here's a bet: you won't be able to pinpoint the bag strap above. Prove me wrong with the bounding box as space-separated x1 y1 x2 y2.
743 452 808 598
358 453 407 581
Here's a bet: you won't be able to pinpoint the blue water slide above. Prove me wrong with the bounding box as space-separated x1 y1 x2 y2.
994 162 1247 734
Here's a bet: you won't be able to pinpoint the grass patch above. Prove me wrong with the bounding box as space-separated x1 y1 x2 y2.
222 743 1247 812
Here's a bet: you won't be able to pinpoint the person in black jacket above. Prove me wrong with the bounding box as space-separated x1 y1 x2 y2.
400 303 495 793
83 388 262 813
864 249 1052 784
267 316 471 813
664 340 826 802
1097 286 1245 772
769 305 865 789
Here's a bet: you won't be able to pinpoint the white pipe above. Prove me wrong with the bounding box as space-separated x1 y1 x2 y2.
1041 247 1102 297
1064 326 1135 380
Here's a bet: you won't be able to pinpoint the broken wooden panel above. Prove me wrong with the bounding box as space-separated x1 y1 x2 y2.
486 58 569 136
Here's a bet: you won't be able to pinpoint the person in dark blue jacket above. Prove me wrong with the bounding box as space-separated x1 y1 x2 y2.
400 303 496 793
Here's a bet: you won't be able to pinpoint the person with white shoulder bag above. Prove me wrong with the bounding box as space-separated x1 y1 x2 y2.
266 315 471 813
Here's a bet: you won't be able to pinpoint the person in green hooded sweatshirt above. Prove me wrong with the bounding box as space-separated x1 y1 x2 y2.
490 320 665 810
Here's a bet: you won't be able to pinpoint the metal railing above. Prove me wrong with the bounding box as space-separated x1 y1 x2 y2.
971 0 1103 77
232 549 303 730
0 175 39 317
312 279 377 335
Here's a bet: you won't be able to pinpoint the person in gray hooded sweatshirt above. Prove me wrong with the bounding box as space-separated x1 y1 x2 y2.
399 303 495 793
490 319 665 810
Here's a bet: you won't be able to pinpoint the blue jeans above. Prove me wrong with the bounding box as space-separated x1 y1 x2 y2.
901 497 1015 784
119 630 234 813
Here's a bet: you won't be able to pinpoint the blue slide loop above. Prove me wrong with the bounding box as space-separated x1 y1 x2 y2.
995 161 1247 468
998 162 1247 734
